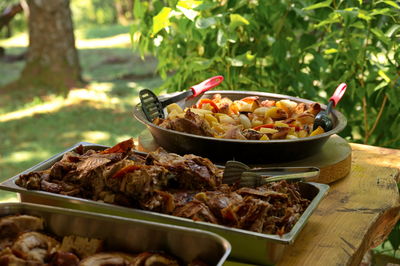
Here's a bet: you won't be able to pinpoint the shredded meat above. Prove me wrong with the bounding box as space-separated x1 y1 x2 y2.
15 139 310 236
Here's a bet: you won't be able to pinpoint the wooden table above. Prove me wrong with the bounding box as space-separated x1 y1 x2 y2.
138 135 400 266
224 143 400 266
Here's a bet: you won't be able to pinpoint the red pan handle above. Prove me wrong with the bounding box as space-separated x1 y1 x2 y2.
190 76 224 98
329 83 347 107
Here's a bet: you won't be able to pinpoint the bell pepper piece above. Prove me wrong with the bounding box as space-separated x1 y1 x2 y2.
197 99 220 113
252 123 275 131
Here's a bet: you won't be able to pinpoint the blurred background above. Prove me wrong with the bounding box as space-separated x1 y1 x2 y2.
0 0 162 202
0 0 399 263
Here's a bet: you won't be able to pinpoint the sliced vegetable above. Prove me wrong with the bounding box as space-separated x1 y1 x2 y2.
112 165 141 179
310 126 325 136
197 99 220 112
252 123 275 131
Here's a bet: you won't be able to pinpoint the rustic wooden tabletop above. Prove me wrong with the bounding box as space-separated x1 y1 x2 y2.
224 143 400 266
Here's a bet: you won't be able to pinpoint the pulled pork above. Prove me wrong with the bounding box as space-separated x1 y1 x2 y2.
0 214 193 266
16 138 310 235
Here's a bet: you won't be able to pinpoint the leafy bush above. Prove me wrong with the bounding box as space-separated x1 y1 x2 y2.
132 0 400 149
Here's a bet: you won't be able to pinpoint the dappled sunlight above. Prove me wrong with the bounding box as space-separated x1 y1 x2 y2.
2 150 51 164
0 32 131 50
0 33 28 47
0 85 124 122
81 131 111 143
76 33 131 49
69 85 120 105
0 98 66 122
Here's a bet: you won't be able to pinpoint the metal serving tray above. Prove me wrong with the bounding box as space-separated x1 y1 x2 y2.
0 142 329 265
0 202 230 265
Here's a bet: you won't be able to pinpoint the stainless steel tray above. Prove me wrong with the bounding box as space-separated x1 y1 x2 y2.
0 202 230 265
0 142 329 265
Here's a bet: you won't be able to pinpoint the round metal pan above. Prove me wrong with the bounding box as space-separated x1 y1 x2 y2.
133 90 347 164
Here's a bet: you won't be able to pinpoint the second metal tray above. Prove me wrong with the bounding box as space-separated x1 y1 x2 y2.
0 142 329 265
0 202 230 265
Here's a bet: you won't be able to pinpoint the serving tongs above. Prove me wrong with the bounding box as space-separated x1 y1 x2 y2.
139 76 224 121
223 160 320 188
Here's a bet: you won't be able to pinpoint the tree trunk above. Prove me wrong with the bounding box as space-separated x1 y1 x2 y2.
21 0 83 90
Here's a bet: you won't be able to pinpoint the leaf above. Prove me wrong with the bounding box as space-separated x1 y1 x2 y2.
299 34 317 49
271 40 286 61
357 10 372 21
386 24 400 37
228 51 256 67
314 12 340 27
152 7 172 35
176 5 199 21
371 28 390 45
177 0 202 20
226 57 244 67
134 0 144 19
191 58 213 71
194 2 219 11
303 0 332 11
378 70 391 83
177 0 202 9
381 0 400 9
367 81 388 96
229 14 250 30
195 17 217 29
227 31 238 43
217 29 227 47
370 8 391 16
324 48 338 54
350 21 365 29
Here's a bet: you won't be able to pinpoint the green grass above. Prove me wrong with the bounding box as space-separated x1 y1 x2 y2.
0 24 163 201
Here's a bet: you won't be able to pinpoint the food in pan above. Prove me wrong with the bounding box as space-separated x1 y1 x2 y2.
16 139 311 236
153 93 325 140
0 214 202 265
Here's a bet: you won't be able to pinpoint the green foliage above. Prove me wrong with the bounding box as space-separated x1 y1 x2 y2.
71 0 117 26
131 0 400 149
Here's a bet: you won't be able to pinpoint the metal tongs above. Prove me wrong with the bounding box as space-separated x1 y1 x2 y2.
223 161 320 188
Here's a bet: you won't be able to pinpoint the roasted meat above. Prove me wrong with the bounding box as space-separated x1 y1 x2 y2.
79 252 137 266
16 139 311 236
0 214 44 250
60 235 103 259
148 148 223 190
0 215 204 265
12 232 60 263
155 109 214 137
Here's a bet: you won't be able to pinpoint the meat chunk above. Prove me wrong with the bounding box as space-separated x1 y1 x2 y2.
173 201 218 224
133 252 179 266
50 251 80 266
157 109 214 137
140 190 175 213
0 215 44 249
241 129 264 140
149 148 223 190
60 235 103 259
79 252 136 266
0 247 37 266
12 232 60 263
